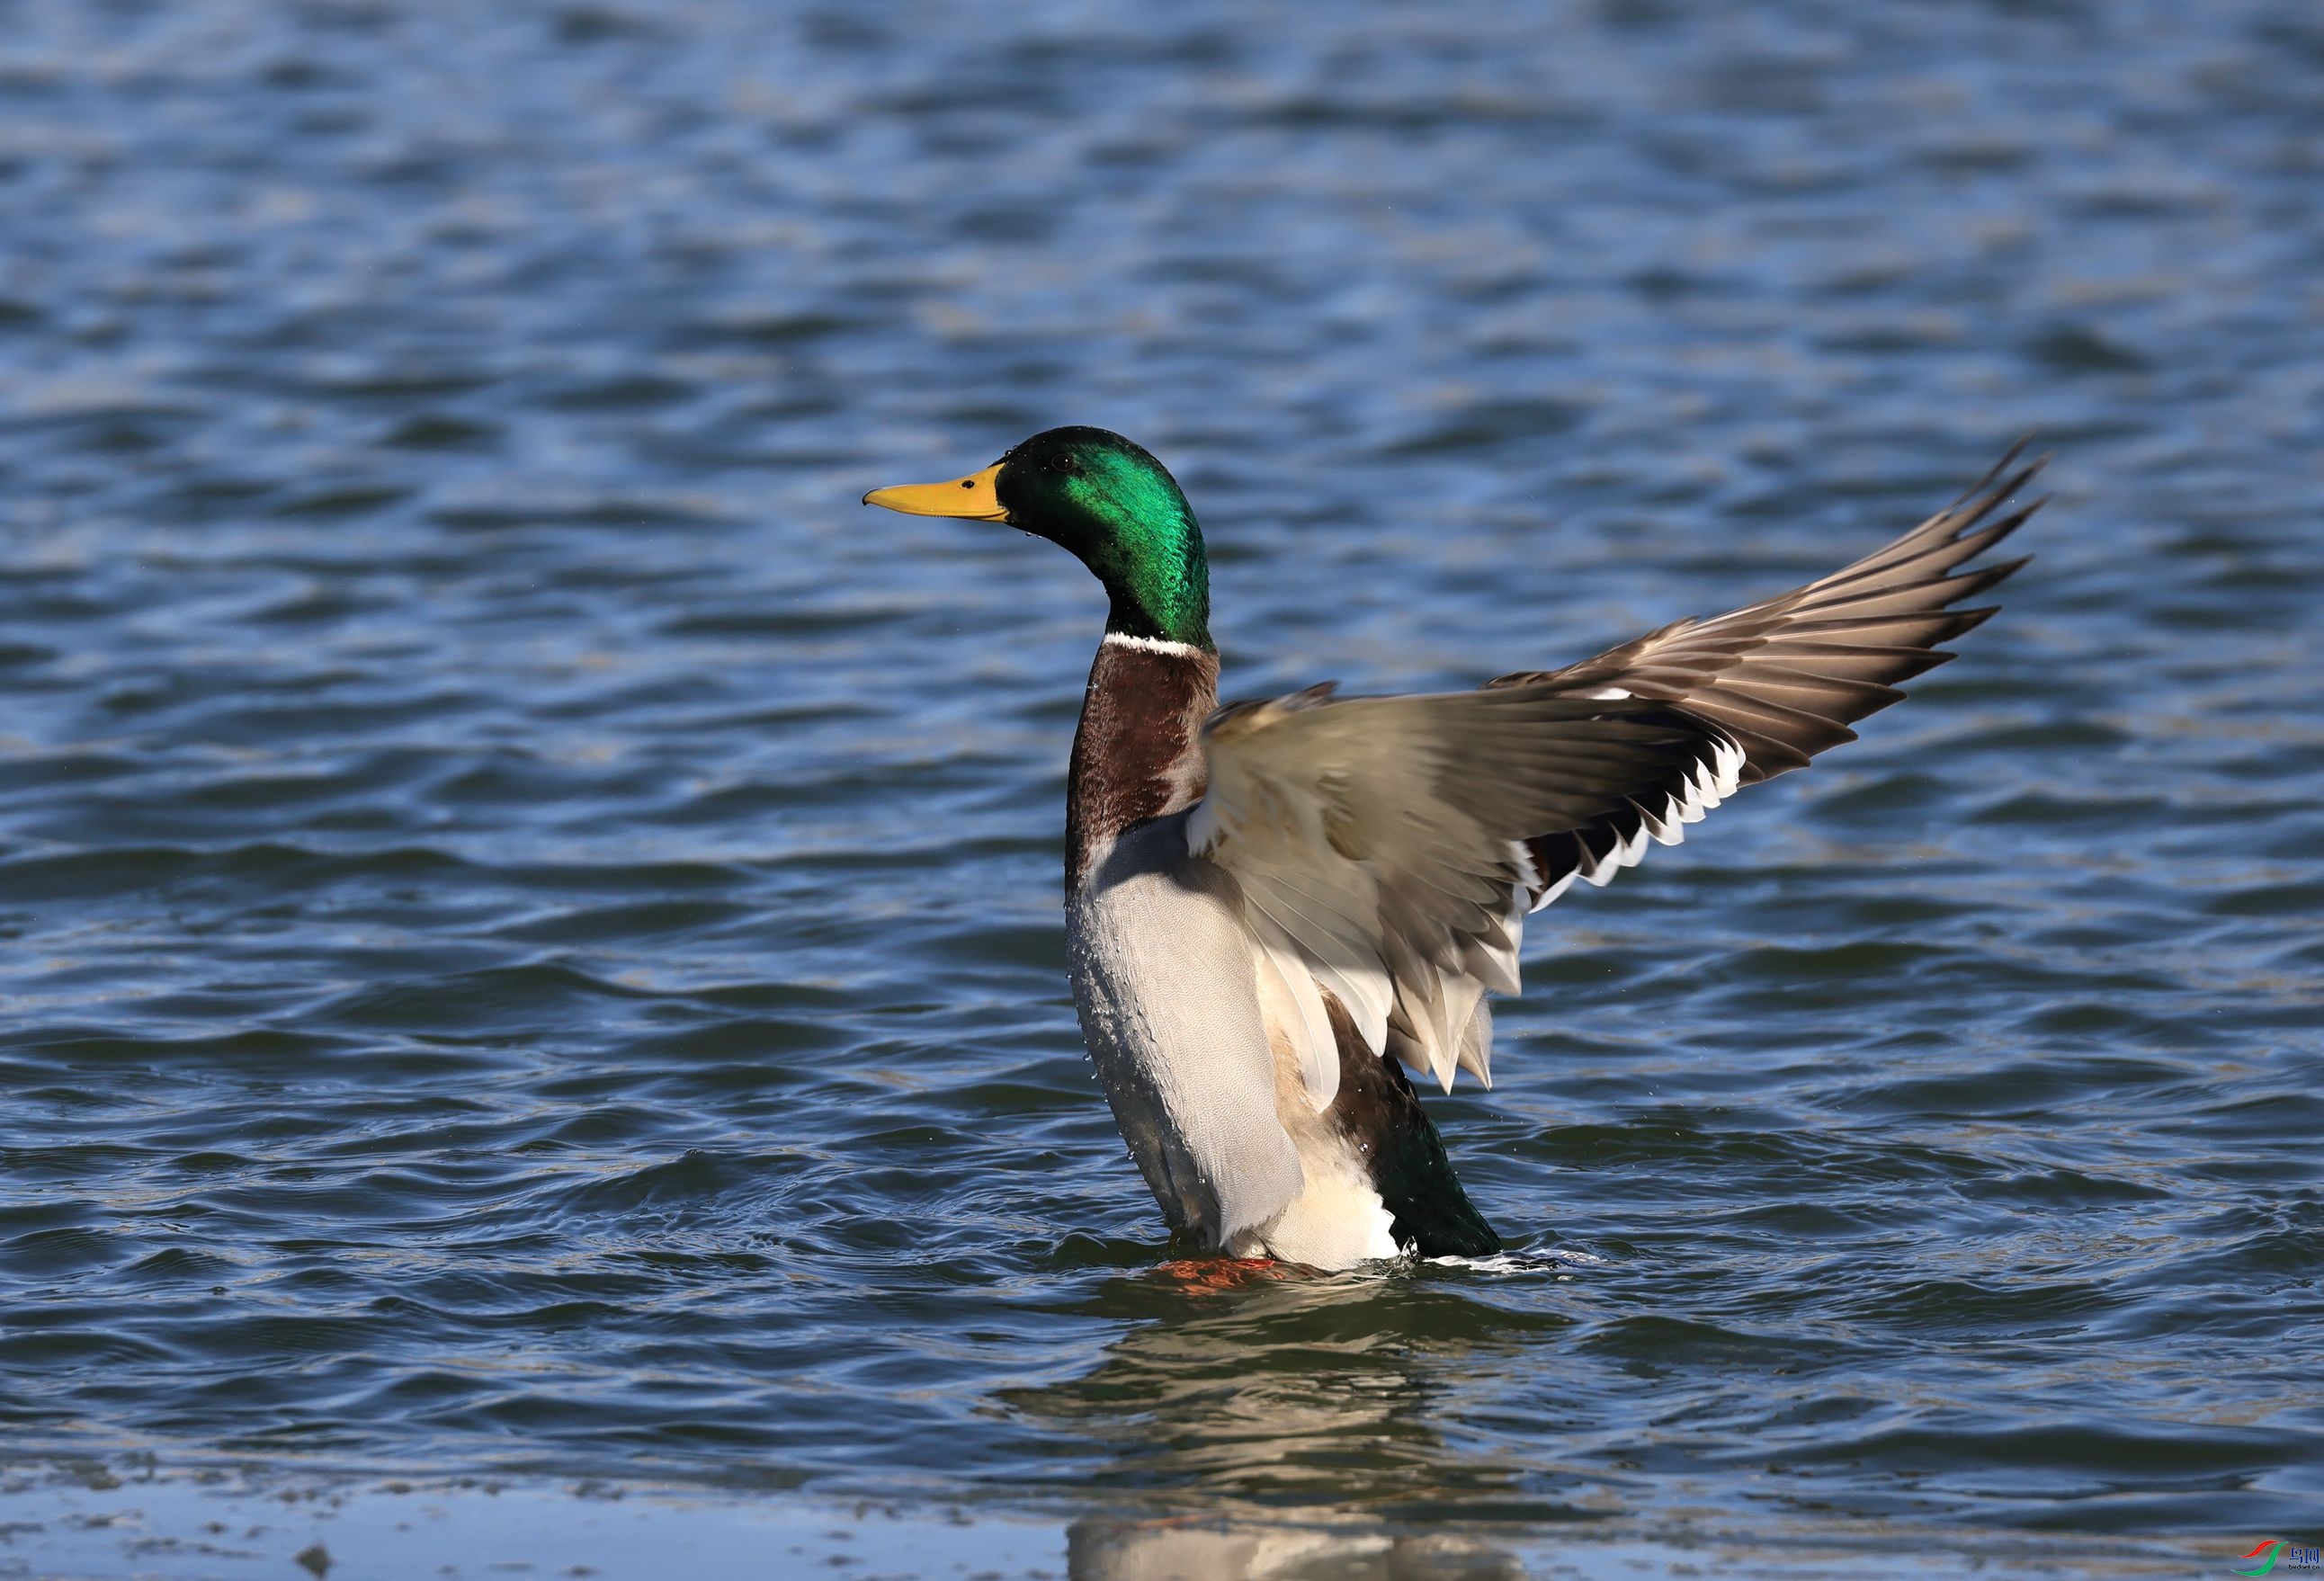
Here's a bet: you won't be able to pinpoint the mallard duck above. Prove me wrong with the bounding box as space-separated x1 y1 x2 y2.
865 431 2042 1270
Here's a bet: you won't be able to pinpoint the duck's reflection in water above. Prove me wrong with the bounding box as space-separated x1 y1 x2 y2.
1068 1516 1524 1581
1006 1264 1587 1581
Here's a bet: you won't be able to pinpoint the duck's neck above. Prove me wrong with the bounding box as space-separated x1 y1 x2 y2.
1065 631 1219 890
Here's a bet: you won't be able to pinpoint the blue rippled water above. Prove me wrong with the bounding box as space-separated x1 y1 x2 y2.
1 2 2320 1576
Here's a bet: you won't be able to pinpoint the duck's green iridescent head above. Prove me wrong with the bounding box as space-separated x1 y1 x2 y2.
863 426 1212 651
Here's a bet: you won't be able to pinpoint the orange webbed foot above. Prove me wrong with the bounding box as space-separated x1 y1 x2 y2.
1154 1256 1288 1293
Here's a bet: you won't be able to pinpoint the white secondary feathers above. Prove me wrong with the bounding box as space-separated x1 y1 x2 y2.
1524 728 1741 909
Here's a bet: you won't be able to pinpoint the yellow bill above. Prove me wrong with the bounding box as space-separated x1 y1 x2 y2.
862 462 1007 522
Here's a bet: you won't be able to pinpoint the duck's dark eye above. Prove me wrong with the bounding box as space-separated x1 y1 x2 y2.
1048 453 1080 476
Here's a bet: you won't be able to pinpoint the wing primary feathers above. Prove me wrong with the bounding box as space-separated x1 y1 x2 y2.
1190 444 2043 1091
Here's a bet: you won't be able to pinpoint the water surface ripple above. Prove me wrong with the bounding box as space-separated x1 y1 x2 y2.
0 0 2320 1562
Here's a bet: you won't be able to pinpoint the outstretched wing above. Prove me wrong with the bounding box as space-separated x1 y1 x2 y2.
1491 442 2043 909
1191 445 2044 1104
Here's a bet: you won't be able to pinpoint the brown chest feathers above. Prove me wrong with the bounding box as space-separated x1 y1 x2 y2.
1065 637 1219 890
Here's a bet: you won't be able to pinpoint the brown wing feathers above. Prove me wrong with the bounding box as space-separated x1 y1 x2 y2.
1491 443 2045 908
